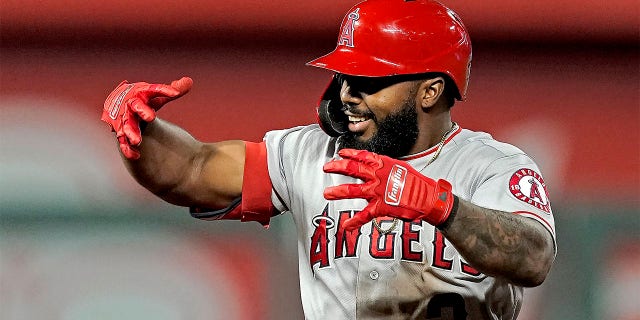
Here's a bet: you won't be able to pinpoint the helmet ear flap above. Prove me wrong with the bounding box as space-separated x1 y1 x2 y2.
316 76 348 137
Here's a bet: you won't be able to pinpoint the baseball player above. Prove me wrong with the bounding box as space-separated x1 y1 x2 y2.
101 0 556 319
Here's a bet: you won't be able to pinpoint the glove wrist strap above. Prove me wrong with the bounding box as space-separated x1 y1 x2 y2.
421 179 455 226
436 195 459 230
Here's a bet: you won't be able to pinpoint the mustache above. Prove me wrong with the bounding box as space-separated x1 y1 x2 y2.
341 104 375 118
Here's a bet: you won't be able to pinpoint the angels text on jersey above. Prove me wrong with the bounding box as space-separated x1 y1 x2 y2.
309 203 482 277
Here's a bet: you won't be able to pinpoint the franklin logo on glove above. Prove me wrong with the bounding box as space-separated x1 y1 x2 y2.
107 84 134 120
384 164 407 206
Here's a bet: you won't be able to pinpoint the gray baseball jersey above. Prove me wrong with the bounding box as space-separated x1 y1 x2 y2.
262 124 555 320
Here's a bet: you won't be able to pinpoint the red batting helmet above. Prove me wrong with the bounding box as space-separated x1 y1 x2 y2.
308 0 472 100
307 0 472 136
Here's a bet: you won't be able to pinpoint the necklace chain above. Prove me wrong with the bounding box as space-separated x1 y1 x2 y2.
372 122 458 235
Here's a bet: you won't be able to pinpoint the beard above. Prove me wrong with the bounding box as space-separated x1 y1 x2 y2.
338 98 419 158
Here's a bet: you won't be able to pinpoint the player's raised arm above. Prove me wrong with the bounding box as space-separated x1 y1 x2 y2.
100 77 246 210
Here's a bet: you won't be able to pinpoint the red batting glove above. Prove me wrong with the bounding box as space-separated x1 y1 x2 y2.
323 149 455 231
100 77 193 159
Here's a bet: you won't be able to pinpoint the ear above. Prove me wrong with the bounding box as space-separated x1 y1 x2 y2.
417 77 445 110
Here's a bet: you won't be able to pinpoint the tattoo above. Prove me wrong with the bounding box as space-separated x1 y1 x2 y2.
488 211 523 253
442 199 552 285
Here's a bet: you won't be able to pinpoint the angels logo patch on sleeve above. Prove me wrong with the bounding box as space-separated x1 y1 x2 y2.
508 168 551 213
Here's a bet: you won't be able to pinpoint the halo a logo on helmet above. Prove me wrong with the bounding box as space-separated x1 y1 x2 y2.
338 8 360 47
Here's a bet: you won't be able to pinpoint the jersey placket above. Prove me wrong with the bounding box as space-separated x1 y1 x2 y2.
354 218 401 317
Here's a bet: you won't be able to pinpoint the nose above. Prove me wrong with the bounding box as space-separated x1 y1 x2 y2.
339 79 363 106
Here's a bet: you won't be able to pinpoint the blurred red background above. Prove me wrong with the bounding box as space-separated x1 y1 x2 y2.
1 1 638 319
2 0 638 202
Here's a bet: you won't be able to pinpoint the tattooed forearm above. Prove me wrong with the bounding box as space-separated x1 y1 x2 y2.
440 198 554 287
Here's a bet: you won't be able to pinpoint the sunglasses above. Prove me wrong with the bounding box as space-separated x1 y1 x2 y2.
335 73 426 94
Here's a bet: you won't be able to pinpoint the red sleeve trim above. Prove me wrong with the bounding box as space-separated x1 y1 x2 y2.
232 141 275 227
514 210 557 255
190 198 242 220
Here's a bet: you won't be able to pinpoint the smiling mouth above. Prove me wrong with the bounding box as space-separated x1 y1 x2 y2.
348 115 368 123
345 113 374 135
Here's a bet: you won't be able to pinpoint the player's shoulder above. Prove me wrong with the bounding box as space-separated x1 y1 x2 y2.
264 124 328 141
447 127 544 190
451 128 530 161
263 124 336 155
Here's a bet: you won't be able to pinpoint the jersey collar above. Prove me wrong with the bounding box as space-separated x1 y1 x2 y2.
400 125 462 161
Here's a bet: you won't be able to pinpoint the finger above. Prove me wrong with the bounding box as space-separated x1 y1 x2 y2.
337 148 366 159
128 98 156 122
148 77 193 109
144 76 192 99
343 207 374 231
338 148 382 167
139 83 182 100
118 136 141 160
122 111 142 146
324 183 368 200
170 76 193 95
323 159 373 180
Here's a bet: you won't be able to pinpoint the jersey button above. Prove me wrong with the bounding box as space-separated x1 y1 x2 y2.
369 270 379 280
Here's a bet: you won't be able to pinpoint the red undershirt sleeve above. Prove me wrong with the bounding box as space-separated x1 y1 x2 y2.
190 141 276 227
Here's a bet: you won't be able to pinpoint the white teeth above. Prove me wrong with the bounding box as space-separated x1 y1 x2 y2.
348 115 367 122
